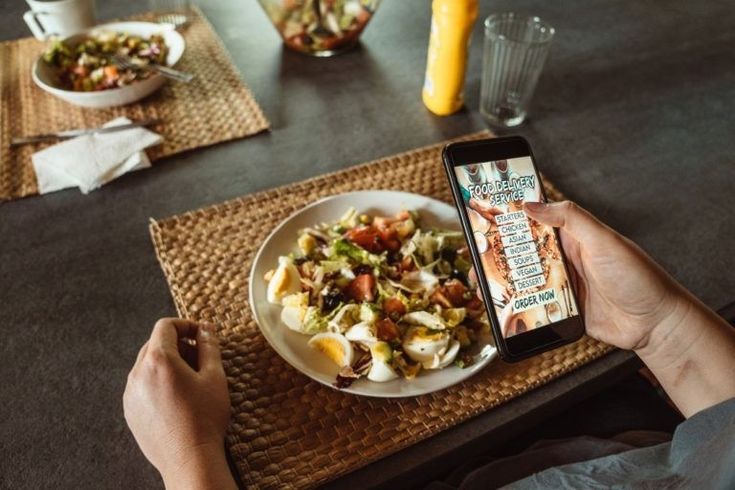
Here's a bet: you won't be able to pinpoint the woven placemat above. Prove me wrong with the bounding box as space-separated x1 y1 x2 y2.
150 130 614 489
0 7 269 202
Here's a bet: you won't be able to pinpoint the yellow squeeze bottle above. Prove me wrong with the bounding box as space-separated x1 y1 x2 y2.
422 0 479 116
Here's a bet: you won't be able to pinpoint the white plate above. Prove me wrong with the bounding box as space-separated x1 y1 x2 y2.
249 190 498 398
32 22 185 108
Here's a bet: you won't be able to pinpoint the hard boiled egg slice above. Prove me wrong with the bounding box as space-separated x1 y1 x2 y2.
367 341 399 382
403 311 446 330
422 339 461 370
308 332 354 368
402 325 450 364
345 321 378 346
280 292 310 333
266 257 301 304
281 306 306 333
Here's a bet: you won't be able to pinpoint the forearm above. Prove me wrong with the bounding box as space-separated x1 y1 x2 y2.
161 443 237 490
636 294 735 418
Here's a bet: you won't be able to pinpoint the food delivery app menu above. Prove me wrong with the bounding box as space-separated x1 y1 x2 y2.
495 211 545 292
455 156 578 338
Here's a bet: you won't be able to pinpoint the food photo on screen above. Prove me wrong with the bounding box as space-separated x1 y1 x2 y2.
454 156 579 338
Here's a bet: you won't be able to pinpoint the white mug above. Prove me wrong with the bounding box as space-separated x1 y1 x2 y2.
24 0 96 40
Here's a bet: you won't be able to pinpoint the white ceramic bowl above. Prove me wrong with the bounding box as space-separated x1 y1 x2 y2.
32 22 185 108
249 191 498 398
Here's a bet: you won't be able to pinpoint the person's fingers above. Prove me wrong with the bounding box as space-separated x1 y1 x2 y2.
557 229 586 281
468 267 486 300
134 341 149 367
499 303 514 337
178 338 199 371
551 228 589 319
148 318 200 353
197 323 224 376
573 269 588 318
524 201 611 244
564 258 587 316
468 267 478 285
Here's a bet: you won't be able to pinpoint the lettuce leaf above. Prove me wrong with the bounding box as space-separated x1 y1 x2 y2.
331 238 384 267
302 307 329 334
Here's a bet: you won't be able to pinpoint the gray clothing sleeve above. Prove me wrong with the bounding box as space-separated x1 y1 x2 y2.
503 397 735 489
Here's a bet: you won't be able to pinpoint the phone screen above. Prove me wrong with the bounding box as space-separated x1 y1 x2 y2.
453 156 579 339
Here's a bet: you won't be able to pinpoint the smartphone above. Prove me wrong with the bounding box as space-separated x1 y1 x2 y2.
442 136 584 362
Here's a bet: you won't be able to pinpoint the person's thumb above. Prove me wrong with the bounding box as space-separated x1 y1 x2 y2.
524 200 610 243
197 323 224 375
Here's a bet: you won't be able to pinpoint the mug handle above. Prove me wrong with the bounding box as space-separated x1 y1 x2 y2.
23 11 49 40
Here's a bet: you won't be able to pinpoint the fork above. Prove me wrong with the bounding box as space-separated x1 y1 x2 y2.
111 54 194 83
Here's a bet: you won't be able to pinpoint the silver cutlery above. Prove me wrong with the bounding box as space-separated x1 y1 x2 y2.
567 284 574 314
561 282 572 316
10 118 162 147
111 54 194 83
545 300 563 323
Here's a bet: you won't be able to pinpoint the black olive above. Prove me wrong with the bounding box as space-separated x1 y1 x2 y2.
293 257 308 265
450 269 469 286
322 290 344 312
353 264 372 276
440 248 457 263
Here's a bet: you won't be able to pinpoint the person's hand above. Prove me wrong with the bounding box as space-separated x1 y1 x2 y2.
525 201 735 418
468 199 735 417
523 201 686 351
123 318 235 490
469 198 503 221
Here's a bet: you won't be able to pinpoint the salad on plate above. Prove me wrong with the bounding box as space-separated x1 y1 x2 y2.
264 207 491 388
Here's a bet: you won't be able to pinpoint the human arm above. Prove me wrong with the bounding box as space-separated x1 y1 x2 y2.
469 198 503 221
123 318 236 490
524 201 735 417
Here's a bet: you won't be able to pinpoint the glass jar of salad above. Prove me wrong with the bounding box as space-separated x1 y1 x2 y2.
257 0 381 57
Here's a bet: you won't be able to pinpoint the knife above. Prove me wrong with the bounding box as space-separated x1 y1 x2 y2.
10 118 162 147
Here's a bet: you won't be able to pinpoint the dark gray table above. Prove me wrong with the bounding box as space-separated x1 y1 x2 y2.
1 0 733 488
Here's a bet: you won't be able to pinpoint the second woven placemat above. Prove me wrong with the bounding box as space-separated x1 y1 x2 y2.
150 130 614 489
0 7 269 201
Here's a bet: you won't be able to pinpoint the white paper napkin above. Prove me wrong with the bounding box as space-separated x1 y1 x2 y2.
32 117 163 194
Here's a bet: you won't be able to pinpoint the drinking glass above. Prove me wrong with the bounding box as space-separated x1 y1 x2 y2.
148 0 191 27
480 13 555 127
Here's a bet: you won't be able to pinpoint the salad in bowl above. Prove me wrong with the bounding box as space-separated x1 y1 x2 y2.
264 206 491 388
32 21 185 108
42 31 169 92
